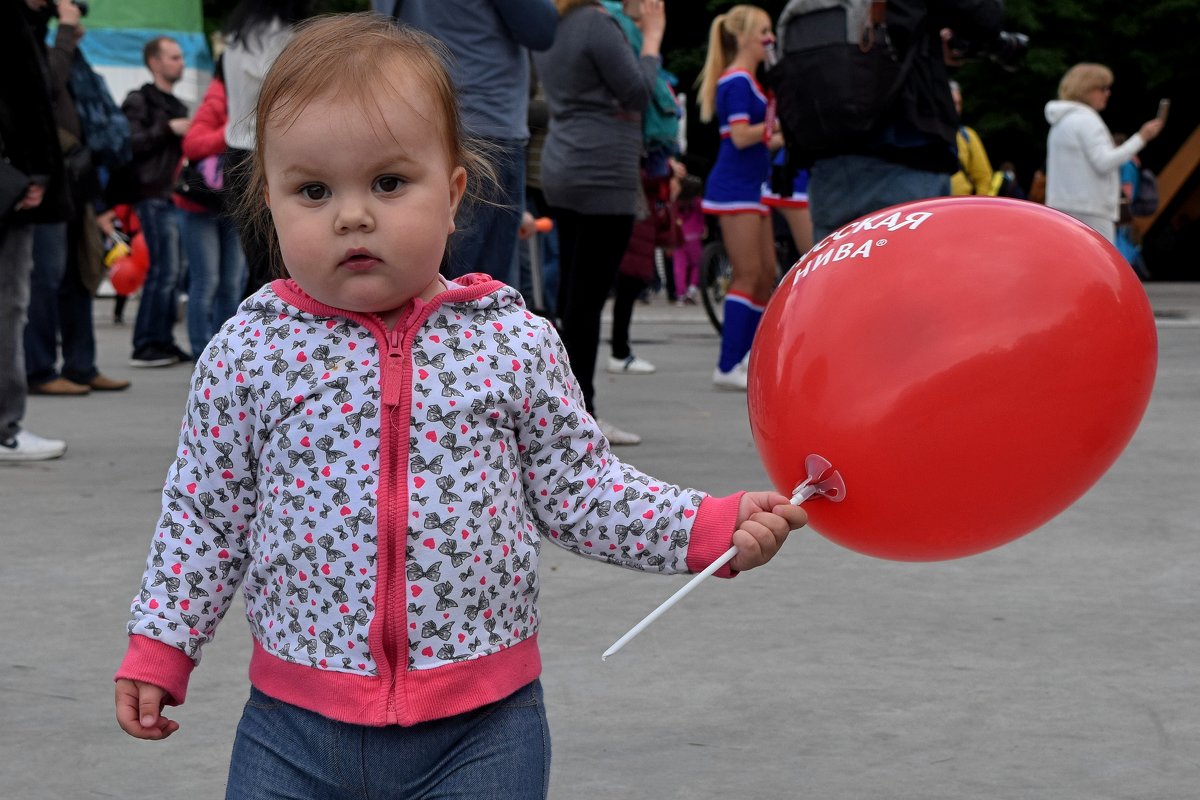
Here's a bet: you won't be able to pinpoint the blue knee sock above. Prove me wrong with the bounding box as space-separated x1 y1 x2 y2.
718 293 764 372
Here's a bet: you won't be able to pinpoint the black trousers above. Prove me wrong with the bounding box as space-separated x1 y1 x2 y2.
549 208 634 415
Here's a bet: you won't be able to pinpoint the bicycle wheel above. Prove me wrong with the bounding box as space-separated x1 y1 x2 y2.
700 240 731 334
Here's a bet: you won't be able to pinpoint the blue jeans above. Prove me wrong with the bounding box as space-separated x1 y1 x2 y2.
132 197 185 352
808 154 950 242
0 223 34 441
446 138 524 286
181 209 247 356
226 681 551 800
25 222 98 385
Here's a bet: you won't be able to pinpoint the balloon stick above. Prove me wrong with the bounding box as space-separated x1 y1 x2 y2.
602 455 845 661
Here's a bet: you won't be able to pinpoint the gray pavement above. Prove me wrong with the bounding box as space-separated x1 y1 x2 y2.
1 283 1198 799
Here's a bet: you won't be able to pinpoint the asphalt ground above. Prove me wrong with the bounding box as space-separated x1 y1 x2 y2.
1 282 1197 799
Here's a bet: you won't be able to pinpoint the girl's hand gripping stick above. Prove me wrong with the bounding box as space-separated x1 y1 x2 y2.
602 454 845 660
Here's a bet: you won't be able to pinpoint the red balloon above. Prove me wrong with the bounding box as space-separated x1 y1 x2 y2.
748 198 1157 561
109 232 151 296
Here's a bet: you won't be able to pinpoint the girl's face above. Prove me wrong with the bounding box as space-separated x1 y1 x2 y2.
263 75 467 326
737 14 775 64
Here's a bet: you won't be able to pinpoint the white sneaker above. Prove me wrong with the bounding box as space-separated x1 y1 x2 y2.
597 418 642 446
607 354 656 375
0 429 67 461
712 360 748 391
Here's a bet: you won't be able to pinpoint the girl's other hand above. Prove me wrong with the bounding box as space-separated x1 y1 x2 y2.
729 491 807 572
115 679 180 740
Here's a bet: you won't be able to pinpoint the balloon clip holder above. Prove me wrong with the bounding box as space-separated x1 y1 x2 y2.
790 454 846 505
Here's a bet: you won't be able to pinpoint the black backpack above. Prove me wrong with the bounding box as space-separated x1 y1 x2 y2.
69 50 132 171
767 0 921 167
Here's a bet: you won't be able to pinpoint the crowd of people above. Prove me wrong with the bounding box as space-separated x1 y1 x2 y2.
2 0 1169 464
0 1 1175 798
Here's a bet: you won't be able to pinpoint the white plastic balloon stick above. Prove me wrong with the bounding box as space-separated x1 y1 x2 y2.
602 455 845 661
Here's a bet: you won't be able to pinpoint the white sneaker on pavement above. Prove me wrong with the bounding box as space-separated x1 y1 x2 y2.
607 354 656 375
597 418 642 445
712 358 749 392
0 429 67 461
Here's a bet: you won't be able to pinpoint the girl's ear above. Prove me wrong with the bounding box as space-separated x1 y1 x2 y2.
447 166 467 235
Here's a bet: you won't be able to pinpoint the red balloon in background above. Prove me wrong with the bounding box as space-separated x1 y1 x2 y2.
748 198 1157 561
109 231 150 296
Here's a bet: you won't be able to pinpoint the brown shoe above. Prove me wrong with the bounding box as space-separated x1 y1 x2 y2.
88 373 132 392
30 377 91 396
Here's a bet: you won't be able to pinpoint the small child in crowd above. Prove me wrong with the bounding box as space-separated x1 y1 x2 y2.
672 173 705 305
113 14 806 800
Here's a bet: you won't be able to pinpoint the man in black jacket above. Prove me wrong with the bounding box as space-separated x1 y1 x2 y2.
0 0 70 461
122 36 191 368
798 0 1005 240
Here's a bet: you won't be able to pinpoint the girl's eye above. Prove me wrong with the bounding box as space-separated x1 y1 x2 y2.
300 184 329 201
374 175 404 193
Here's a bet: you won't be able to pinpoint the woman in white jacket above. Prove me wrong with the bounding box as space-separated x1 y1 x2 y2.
1044 62 1163 243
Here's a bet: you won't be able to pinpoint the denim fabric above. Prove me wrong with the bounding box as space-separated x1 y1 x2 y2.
0 224 34 441
25 222 98 385
446 139 525 286
181 209 247 357
226 681 551 800
808 154 950 242
132 197 185 352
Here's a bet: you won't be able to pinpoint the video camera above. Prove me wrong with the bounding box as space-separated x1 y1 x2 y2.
946 30 1029 71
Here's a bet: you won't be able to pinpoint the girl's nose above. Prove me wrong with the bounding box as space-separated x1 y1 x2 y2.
335 199 375 234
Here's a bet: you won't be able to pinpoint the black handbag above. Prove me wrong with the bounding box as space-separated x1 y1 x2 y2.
174 154 226 212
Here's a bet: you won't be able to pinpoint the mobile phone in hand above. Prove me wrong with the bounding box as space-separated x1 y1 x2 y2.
1157 98 1170 123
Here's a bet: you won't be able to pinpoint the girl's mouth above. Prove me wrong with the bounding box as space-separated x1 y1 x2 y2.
340 249 380 270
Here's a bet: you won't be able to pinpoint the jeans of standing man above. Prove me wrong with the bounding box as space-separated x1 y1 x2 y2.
549 208 635 415
445 138 525 286
808 154 951 242
0 224 35 441
132 197 185 353
182 209 248 357
225 682 551 800
25 221 99 386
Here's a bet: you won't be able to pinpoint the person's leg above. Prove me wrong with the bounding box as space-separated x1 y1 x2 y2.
779 204 814 255
57 220 100 385
610 271 644 362
446 139 525 285
182 210 220 356
716 212 771 374
553 210 634 415
0 225 35 442
367 679 551 800
214 214 249 335
132 197 185 354
225 687 366 800
24 222 69 386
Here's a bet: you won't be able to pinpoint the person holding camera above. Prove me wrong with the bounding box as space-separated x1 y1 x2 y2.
1044 63 1163 245
793 0 1006 241
0 0 72 461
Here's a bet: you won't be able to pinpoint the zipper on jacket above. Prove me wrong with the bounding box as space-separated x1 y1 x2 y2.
379 298 425 725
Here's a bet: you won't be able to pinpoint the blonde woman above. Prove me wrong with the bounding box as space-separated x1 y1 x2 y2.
697 5 778 391
1045 62 1163 243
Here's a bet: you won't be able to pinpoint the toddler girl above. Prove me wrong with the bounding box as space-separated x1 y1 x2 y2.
113 14 806 800
672 173 705 304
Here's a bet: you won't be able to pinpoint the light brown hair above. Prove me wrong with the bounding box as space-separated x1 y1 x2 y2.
239 12 495 278
1058 63 1114 103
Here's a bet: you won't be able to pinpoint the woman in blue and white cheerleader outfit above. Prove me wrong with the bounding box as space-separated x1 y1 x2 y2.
697 5 778 390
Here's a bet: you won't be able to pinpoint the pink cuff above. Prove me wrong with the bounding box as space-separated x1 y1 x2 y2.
114 635 196 706
686 492 745 578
